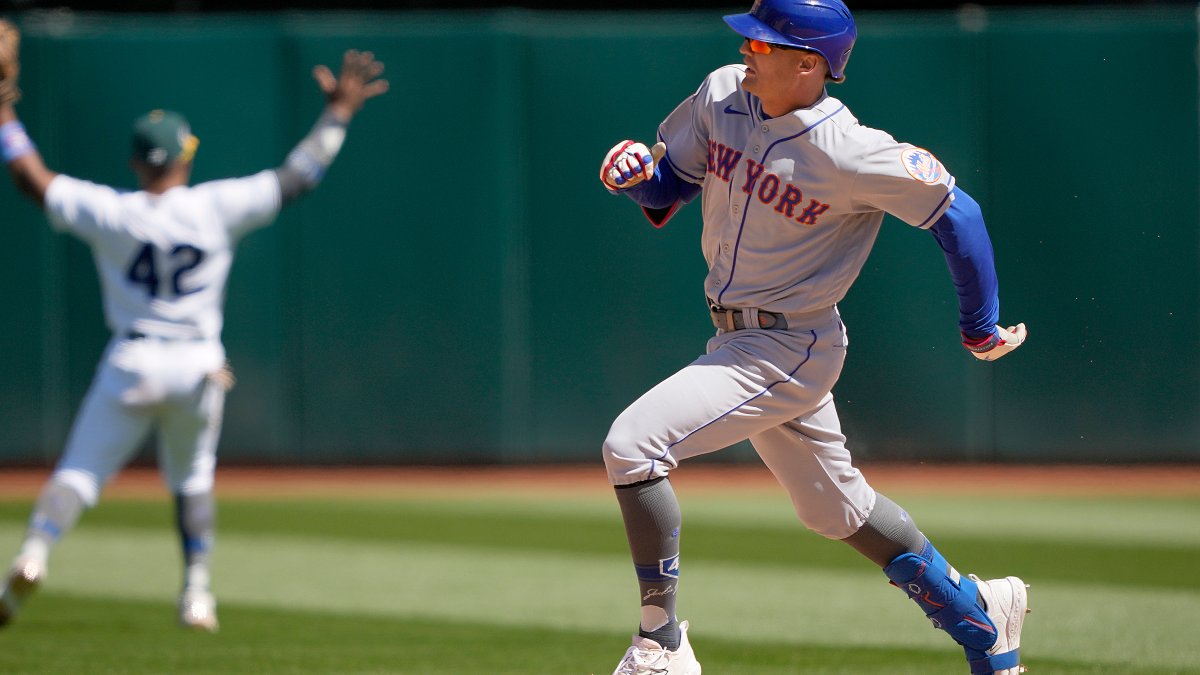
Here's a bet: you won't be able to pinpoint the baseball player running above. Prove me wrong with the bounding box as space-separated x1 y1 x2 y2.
599 1 1029 673
0 20 387 631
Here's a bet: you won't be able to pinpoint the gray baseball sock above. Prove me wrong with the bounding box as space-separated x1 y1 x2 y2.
175 492 215 591
17 479 86 564
842 491 926 567
844 492 986 607
615 477 682 650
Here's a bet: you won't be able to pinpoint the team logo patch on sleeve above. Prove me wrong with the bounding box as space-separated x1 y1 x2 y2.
900 147 945 184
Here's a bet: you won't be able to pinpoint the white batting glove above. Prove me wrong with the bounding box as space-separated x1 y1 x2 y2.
962 323 1027 361
600 140 666 191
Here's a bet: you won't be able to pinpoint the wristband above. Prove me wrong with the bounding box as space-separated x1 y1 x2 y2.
1 120 36 163
283 111 347 188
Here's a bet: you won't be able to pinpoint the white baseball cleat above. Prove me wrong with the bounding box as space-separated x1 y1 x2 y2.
178 587 219 633
970 574 1031 674
0 556 47 627
612 620 702 675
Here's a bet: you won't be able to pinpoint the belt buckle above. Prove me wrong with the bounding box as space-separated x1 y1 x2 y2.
708 301 735 331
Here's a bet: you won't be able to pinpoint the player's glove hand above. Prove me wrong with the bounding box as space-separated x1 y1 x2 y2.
207 361 237 391
962 323 1027 361
600 140 666 192
0 19 22 106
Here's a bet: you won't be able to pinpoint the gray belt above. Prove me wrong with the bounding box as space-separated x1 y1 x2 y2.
708 303 789 331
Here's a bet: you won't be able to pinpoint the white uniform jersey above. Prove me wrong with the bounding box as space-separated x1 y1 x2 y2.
44 170 282 340
658 65 956 314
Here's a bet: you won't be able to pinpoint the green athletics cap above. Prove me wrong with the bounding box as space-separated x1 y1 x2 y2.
131 109 199 167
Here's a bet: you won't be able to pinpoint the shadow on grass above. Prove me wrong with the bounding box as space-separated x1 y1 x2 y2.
4 499 1194 592
0 593 1189 674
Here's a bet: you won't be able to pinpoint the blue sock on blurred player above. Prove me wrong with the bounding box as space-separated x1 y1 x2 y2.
175 492 215 592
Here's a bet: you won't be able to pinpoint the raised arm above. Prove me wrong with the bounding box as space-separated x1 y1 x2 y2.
0 19 58 207
275 49 389 205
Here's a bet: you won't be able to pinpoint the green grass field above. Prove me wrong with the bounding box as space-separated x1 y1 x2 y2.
0 469 1197 674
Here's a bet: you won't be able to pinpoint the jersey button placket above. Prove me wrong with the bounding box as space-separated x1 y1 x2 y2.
751 123 765 157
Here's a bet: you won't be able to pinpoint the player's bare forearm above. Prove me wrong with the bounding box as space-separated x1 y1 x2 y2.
275 50 388 204
1 102 57 207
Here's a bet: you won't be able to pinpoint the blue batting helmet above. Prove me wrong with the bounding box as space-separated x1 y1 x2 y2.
724 0 857 81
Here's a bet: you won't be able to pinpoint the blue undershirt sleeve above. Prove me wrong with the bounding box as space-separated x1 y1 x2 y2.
619 160 702 210
929 187 1000 340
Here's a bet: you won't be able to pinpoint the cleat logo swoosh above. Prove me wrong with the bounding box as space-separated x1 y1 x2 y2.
963 615 997 633
723 104 748 116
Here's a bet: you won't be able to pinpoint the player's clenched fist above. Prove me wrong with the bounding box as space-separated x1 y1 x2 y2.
600 140 666 191
963 323 1027 361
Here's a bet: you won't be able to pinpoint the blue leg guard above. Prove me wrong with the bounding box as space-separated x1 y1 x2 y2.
885 550 1017 674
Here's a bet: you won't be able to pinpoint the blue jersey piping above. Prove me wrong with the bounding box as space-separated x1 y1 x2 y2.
644 329 819 480
716 104 846 304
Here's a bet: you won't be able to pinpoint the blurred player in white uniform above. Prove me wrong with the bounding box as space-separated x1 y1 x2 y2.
598 1 1030 673
0 22 387 631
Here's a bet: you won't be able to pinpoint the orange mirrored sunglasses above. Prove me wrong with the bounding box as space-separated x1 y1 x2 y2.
747 38 798 55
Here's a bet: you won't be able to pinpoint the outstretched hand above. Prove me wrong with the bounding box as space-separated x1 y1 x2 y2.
313 49 389 120
0 18 22 106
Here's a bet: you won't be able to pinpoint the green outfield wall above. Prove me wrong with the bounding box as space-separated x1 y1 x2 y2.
1 7 1196 465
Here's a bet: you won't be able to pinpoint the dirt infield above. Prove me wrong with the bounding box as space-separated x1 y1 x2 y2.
2 462 1198 499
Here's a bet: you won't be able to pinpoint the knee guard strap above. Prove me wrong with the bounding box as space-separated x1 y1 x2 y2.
884 553 998 653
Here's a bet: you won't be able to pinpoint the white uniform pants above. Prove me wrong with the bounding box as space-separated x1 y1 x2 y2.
603 306 875 539
52 336 226 506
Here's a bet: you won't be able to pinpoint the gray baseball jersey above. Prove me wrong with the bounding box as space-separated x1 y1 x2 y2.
604 64 961 540
657 64 956 314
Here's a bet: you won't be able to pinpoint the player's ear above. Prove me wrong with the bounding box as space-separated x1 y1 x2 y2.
796 51 827 79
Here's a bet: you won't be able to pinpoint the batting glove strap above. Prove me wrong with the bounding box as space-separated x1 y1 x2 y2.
961 331 1001 353
963 323 1027 362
